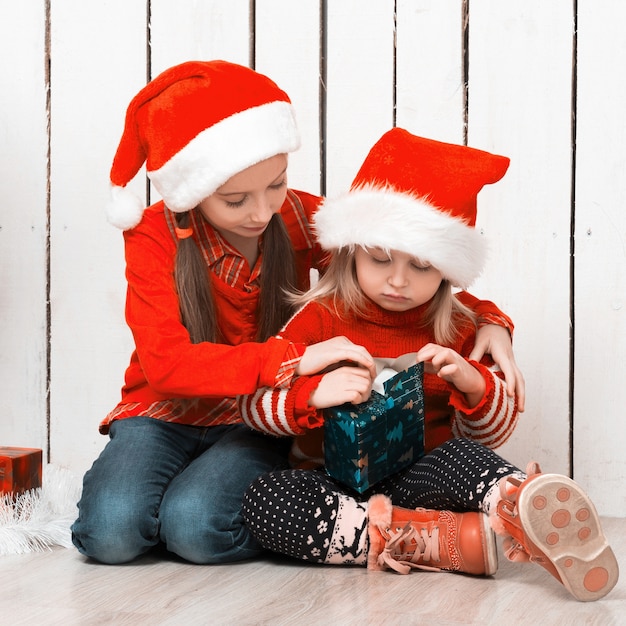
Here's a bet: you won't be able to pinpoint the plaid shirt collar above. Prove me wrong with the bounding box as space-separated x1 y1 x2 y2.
166 206 262 291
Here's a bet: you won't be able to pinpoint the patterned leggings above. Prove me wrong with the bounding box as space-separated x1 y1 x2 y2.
242 437 522 565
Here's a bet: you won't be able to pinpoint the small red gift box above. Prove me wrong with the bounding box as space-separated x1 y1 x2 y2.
0 447 43 495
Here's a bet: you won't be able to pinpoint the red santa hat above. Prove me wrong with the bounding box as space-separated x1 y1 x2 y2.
314 128 510 289
107 60 300 229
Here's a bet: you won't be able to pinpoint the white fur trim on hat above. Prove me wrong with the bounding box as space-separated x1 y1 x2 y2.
149 100 300 213
314 185 487 289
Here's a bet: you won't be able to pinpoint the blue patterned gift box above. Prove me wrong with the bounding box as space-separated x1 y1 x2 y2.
324 360 425 493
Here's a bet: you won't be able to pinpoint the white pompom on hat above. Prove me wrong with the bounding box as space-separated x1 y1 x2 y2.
314 128 510 289
107 60 301 229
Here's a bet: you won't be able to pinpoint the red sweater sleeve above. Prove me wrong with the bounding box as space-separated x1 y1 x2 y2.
121 206 296 399
237 302 330 435
455 291 514 335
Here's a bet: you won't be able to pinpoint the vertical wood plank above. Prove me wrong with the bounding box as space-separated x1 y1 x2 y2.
575 0 626 516
49 0 147 474
0 1 48 452
396 0 465 142
255 0 322 195
467 1 574 478
148 0 252 204
149 0 251 75
325 0 396 194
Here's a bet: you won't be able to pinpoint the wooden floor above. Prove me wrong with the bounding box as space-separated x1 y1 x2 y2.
1 517 623 625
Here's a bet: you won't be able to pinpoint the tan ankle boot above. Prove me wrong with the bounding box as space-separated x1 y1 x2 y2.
367 494 498 575
494 462 619 601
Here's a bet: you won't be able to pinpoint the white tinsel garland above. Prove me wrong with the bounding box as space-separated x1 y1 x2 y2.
0 464 82 555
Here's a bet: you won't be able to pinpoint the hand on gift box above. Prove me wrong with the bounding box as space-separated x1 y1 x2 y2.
309 364 374 409
296 336 376 379
323 359 425 493
417 343 486 408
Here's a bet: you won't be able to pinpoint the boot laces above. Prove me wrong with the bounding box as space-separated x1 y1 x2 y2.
377 522 443 574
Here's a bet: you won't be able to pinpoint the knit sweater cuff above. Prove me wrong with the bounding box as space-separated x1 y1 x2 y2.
448 360 495 415
292 375 325 430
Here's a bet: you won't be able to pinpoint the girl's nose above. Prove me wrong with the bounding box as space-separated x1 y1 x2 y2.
387 266 409 287
250 195 275 223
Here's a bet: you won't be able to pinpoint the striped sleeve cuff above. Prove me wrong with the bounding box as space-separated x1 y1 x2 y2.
450 365 518 449
239 387 302 436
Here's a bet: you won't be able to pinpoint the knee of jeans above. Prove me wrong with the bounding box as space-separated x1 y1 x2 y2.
160 500 262 564
72 495 159 564
168 521 262 564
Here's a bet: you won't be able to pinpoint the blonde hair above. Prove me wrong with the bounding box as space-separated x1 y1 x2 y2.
291 247 476 344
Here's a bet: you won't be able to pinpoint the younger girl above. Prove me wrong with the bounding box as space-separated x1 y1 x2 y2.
240 129 618 601
71 61 517 566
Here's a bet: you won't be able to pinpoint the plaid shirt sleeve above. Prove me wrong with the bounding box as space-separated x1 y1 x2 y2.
273 342 306 388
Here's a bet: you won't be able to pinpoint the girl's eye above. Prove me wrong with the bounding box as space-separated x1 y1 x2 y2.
371 256 390 264
225 196 247 208
269 179 287 190
411 263 431 272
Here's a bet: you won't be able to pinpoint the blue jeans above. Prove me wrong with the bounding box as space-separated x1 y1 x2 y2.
71 417 289 564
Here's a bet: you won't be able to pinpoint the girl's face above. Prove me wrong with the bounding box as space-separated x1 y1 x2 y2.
354 247 443 312
198 154 288 246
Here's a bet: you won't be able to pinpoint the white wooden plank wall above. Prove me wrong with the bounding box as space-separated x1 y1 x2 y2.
0 0 624 518
0 2 49 454
575 0 626 515
466 1 574 483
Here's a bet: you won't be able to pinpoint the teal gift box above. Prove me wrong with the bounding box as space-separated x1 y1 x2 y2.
324 356 425 493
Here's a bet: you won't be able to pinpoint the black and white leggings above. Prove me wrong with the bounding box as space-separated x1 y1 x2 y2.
242 437 522 565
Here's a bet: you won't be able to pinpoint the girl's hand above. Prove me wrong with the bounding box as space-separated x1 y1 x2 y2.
296 336 376 379
417 343 486 408
308 365 373 409
469 325 525 411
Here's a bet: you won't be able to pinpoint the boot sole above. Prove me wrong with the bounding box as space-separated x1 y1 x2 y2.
479 512 499 576
516 473 619 601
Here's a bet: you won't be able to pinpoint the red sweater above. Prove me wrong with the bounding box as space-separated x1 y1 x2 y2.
100 189 325 434
239 297 518 461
